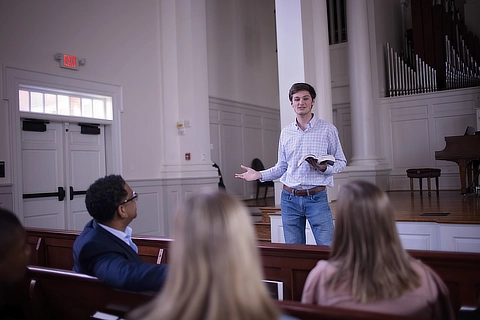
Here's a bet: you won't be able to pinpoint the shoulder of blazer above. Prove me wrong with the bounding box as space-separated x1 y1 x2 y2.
90 221 141 258
88 221 127 247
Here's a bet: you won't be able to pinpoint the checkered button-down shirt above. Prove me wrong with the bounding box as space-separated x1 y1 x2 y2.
260 114 347 189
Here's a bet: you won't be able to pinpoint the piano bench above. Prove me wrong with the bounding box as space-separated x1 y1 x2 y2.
406 168 441 197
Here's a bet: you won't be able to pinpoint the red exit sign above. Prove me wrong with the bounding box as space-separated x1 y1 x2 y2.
60 54 78 70
55 52 81 70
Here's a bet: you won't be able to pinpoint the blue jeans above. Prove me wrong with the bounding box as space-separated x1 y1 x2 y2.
280 189 333 246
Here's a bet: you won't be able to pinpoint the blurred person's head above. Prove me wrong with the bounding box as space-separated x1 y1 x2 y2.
129 190 279 320
0 208 31 287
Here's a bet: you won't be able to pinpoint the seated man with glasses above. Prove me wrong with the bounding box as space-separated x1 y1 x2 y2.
73 174 168 292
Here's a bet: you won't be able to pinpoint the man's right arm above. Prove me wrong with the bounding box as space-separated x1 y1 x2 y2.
259 133 288 181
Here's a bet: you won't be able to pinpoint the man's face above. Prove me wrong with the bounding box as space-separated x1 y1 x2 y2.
122 183 138 222
291 90 314 117
0 228 31 286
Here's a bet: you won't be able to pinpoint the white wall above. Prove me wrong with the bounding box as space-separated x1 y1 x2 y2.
0 0 281 182
1 0 478 233
209 98 280 198
0 0 282 234
0 0 165 180
382 87 480 191
206 0 280 109
0 66 8 185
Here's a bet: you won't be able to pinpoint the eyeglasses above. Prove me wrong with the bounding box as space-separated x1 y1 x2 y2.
122 191 138 205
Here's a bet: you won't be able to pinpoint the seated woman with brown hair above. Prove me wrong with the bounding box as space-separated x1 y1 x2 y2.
128 190 296 320
301 180 454 320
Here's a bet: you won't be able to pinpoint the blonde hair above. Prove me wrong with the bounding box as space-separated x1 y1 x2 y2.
327 180 421 302
128 190 279 320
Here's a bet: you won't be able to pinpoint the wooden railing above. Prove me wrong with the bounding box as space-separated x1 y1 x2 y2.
25 228 480 315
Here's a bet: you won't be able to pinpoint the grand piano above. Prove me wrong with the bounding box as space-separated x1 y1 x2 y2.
435 134 480 194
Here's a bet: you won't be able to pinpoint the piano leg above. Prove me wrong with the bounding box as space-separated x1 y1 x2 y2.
427 178 432 196
458 159 468 194
476 161 480 195
419 178 423 196
468 160 480 194
410 178 414 197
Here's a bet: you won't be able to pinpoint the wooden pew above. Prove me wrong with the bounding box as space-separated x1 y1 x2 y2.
407 249 480 315
258 242 329 300
131 235 172 264
25 228 480 315
26 234 45 267
26 228 171 270
7 266 155 320
6 266 423 320
27 228 79 270
258 242 480 313
278 301 424 320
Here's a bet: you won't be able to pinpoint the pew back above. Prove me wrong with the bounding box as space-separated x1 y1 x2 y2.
278 300 424 320
27 228 79 270
26 228 172 270
259 242 330 300
25 228 480 315
8 266 154 320
258 242 480 313
7 266 423 320
407 249 480 314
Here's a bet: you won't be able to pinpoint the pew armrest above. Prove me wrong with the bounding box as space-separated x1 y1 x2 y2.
459 305 480 320
28 279 52 320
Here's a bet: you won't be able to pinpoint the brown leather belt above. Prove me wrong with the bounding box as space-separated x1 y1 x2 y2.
283 185 326 196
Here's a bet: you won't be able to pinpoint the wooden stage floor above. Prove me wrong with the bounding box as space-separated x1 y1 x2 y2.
245 190 480 224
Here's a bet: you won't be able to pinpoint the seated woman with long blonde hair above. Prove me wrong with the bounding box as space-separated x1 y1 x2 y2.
302 180 454 319
128 190 296 320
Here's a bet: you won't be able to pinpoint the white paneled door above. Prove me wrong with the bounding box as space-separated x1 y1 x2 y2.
21 120 106 230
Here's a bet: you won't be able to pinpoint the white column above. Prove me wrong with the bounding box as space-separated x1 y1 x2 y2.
303 0 333 122
274 0 332 203
275 0 332 127
275 0 306 128
346 0 379 166
159 0 215 178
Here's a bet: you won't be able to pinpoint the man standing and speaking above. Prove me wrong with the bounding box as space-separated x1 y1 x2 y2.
236 83 346 246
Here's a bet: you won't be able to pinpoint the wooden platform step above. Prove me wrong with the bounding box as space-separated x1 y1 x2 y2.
254 221 271 242
249 205 281 242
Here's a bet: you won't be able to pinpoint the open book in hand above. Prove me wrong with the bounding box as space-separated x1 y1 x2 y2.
297 154 335 167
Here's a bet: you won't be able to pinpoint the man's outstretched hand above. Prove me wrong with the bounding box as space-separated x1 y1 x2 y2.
235 165 261 181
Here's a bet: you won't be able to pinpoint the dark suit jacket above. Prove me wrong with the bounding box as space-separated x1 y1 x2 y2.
73 219 167 292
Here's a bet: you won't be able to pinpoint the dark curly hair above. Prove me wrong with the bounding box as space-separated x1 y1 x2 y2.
85 174 127 223
0 208 25 261
288 82 317 102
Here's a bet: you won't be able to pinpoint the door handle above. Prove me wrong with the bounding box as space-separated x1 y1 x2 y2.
23 186 65 201
70 186 87 201
58 187 65 201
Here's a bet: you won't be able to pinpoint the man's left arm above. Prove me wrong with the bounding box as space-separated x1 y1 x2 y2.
90 251 168 292
324 127 347 175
